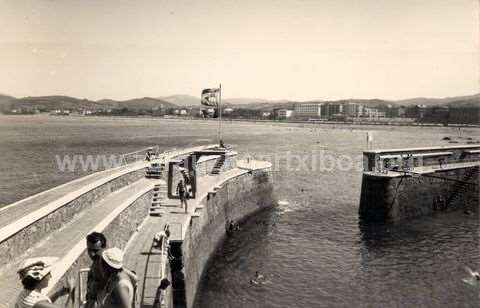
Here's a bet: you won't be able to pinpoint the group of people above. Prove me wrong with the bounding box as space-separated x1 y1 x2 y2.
84 232 138 308
15 232 141 308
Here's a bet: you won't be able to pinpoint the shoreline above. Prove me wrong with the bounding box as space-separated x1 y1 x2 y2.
1 113 479 129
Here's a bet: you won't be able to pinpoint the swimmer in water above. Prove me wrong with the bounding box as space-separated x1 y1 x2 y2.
463 266 480 286
250 271 268 285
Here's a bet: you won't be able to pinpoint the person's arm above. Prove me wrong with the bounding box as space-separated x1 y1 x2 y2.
49 275 74 303
33 301 62 308
116 283 133 308
48 286 70 302
123 268 139 284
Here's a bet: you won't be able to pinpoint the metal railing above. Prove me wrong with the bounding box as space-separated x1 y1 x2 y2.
75 268 90 308
363 145 480 173
120 145 161 164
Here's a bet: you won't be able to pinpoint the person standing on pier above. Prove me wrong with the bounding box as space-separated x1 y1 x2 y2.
97 248 135 308
176 179 188 213
85 232 107 308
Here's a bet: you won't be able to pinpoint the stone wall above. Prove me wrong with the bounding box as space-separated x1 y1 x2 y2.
360 166 479 222
181 169 274 308
50 190 152 305
0 169 145 265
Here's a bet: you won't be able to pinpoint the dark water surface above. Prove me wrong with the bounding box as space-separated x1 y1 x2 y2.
0 115 478 307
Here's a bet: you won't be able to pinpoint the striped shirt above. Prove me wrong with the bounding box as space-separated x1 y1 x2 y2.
15 289 51 308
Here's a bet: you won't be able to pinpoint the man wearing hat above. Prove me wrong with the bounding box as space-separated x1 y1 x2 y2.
97 248 135 308
85 233 138 308
15 257 74 308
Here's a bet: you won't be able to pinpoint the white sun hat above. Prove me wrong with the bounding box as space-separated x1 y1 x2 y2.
102 247 124 269
17 256 59 281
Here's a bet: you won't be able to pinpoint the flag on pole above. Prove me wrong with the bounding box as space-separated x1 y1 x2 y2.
201 88 220 106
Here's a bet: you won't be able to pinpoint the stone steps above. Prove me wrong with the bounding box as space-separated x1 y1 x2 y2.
211 155 226 175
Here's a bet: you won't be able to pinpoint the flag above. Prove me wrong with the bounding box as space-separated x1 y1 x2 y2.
201 88 220 106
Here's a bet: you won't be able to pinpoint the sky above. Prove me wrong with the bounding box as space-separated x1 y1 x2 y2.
0 0 478 101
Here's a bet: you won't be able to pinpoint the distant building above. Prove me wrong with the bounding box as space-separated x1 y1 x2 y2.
319 103 345 118
360 107 385 118
405 105 427 119
223 108 234 114
344 102 363 117
294 103 323 118
449 107 480 124
262 112 272 118
276 109 293 120
421 106 449 123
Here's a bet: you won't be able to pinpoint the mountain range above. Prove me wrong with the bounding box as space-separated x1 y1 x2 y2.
0 93 479 113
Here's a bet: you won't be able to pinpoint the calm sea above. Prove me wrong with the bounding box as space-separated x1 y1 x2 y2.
0 115 478 307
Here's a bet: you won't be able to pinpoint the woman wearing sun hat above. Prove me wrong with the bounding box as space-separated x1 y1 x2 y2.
15 257 74 308
97 247 135 308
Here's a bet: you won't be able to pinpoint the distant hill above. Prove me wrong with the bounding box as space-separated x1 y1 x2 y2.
394 93 480 107
116 97 176 110
158 95 287 107
446 96 480 108
223 98 271 104
13 96 105 111
1 95 177 113
157 95 200 107
223 101 295 111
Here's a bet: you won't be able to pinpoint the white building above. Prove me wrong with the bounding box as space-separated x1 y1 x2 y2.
294 103 323 118
344 103 363 117
277 109 293 119
360 107 385 118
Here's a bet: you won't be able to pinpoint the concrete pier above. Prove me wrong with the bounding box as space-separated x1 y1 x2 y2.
0 145 274 308
359 144 480 222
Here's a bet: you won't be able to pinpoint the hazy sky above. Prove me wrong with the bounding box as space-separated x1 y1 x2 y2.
0 0 478 101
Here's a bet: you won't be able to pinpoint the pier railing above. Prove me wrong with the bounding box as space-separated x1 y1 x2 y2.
121 146 161 164
363 144 480 173
156 229 169 308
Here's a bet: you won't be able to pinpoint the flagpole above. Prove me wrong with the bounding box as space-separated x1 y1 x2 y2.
218 83 222 144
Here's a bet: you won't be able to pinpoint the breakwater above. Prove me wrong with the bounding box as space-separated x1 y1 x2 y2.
359 144 480 222
0 145 273 308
